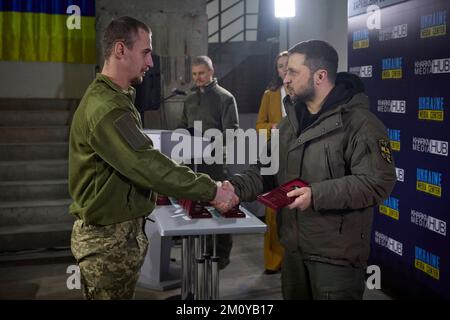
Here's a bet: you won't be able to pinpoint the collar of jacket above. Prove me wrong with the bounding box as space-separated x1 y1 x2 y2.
190 78 218 93
96 73 136 102
284 93 368 151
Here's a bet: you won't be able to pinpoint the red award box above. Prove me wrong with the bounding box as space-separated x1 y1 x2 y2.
257 178 309 210
156 195 171 206
220 206 246 218
181 199 212 219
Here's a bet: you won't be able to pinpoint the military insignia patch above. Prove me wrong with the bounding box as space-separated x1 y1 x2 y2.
114 112 151 151
379 139 393 164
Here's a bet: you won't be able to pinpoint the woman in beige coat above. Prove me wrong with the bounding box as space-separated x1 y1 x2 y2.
256 51 288 274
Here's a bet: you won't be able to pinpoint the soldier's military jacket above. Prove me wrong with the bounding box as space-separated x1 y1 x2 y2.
69 74 216 226
231 73 397 267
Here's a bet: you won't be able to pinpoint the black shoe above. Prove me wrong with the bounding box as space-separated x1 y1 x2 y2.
264 269 280 275
218 258 230 270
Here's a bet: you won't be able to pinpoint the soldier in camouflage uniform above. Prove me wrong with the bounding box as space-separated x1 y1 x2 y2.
71 219 148 299
69 17 236 300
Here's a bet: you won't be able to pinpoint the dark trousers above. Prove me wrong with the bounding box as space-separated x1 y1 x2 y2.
281 249 366 300
205 234 232 269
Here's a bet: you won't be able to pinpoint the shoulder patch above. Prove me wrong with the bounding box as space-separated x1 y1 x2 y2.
114 112 151 151
379 139 393 164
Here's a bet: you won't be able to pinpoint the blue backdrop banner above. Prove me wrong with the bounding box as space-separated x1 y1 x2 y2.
348 0 450 298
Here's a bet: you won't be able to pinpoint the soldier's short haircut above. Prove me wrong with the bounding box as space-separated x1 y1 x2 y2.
192 56 214 70
288 40 339 83
103 16 150 60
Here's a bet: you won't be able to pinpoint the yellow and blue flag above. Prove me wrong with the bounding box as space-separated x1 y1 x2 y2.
0 0 96 64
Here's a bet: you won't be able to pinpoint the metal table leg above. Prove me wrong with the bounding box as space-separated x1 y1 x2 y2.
211 234 220 300
203 235 211 300
181 236 190 300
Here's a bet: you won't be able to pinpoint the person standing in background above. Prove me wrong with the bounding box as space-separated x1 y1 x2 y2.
255 51 288 274
179 56 239 269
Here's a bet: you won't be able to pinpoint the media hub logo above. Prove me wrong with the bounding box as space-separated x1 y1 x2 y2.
377 99 406 114
353 29 370 49
382 57 403 79
396 167 404 182
388 129 401 151
411 209 446 236
379 23 408 41
349 65 373 78
379 196 399 220
412 137 448 157
374 231 403 256
420 10 447 39
415 247 441 280
416 168 442 197
418 97 445 121
415 57 450 75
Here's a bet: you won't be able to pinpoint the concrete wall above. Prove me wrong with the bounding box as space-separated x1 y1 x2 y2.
280 0 348 72
0 0 348 114
0 62 95 99
0 0 208 108
96 0 207 93
96 0 208 129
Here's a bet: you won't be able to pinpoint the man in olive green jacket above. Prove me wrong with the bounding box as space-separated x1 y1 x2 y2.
68 17 237 300
227 40 396 299
178 56 239 269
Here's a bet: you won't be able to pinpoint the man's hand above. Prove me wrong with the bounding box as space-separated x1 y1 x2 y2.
286 187 312 211
211 181 240 213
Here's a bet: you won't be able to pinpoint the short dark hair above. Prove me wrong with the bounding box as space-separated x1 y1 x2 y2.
192 56 214 70
102 16 150 60
288 40 338 83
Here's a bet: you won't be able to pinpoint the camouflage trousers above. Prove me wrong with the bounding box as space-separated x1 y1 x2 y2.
71 217 148 300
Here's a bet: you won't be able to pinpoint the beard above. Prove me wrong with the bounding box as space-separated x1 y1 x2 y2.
294 75 315 103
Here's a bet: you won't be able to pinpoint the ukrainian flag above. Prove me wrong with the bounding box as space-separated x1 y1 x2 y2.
0 0 96 64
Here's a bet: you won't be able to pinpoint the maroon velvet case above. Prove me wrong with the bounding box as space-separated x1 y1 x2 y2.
257 178 309 210
178 199 246 219
156 195 171 206
180 199 212 219
219 206 246 218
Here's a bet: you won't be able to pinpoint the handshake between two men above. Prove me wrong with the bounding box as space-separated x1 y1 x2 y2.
210 181 240 213
210 180 313 213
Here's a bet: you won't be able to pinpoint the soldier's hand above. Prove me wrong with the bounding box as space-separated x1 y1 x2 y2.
286 187 312 211
211 181 240 213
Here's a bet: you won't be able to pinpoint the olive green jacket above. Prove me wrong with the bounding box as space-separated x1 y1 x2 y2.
179 78 239 180
231 87 396 267
180 78 239 133
69 74 216 225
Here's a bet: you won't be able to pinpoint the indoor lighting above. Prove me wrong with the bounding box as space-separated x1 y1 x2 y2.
274 0 296 18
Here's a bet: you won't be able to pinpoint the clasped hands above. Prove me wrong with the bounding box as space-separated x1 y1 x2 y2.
211 181 312 213
210 181 240 213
